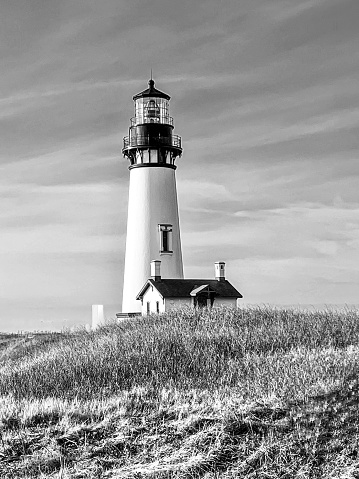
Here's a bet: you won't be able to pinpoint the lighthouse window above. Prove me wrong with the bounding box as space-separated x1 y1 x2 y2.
145 99 160 123
134 98 170 125
159 224 173 253
163 230 168 251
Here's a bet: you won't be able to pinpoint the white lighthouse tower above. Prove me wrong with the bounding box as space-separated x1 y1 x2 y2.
121 79 184 313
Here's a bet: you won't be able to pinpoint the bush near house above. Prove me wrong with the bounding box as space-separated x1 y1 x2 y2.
1 306 359 478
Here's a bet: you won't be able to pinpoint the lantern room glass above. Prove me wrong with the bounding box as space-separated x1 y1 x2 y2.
134 97 170 125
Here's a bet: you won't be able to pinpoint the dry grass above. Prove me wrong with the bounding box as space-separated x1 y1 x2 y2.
1 306 359 478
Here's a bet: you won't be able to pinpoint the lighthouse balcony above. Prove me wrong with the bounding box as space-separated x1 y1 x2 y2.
130 115 174 127
123 134 182 150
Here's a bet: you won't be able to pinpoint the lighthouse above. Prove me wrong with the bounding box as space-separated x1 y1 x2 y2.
121 79 184 313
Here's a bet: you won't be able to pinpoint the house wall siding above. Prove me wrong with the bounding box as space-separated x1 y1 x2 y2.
141 287 165 315
213 297 237 308
140 289 238 315
164 297 192 310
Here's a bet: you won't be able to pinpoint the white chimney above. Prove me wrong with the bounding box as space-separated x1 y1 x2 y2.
150 260 161 281
214 262 225 281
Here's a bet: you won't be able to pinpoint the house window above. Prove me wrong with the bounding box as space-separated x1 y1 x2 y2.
158 224 173 253
146 302 150 315
156 301 160 314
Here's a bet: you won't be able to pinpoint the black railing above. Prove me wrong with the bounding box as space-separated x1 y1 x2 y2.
123 134 182 149
130 115 174 127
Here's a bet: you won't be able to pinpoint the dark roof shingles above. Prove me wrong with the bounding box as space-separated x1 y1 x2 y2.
139 279 242 299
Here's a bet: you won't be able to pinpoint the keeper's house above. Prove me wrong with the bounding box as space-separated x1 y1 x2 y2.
136 260 242 316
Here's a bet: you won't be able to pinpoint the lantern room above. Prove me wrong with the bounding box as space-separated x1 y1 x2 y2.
132 79 171 126
122 79 182 165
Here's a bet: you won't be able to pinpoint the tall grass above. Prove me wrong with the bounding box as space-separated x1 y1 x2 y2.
2 306 359 478
1 306 359 400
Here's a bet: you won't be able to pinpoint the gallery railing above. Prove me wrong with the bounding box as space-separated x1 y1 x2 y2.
123 134 182 150
130 116 174 127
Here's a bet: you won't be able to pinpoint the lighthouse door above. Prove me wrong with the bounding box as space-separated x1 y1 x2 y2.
196 295 208 308
193 286 216 308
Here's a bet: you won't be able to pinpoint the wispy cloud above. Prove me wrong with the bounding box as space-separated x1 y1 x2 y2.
0 78 136 110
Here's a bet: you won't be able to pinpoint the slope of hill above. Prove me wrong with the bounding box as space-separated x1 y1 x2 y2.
1 307 359 478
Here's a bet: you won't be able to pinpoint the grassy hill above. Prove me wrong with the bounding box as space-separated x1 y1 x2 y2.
1 307 359 478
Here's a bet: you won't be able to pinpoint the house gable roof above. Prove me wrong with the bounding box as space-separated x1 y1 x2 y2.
136 279 242 300
190 284 215 296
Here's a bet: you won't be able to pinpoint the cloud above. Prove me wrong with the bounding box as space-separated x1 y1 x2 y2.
0 0 358 330
182 202 359 302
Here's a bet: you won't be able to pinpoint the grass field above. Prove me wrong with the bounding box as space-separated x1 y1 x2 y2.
1 306 359 478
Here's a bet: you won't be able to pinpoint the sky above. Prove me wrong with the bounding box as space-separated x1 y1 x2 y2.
0 0 358 332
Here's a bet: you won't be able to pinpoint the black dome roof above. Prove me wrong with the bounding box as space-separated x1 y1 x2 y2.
133 79 170 101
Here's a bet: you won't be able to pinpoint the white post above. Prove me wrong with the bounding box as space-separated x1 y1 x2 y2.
92 305 105 330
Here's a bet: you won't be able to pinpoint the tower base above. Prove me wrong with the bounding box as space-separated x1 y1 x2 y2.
122 166 183 313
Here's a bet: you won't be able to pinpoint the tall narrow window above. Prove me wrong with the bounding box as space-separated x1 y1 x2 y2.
146 302 150 315
158 224 173 253
156 301 160 314
162 230 169 251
